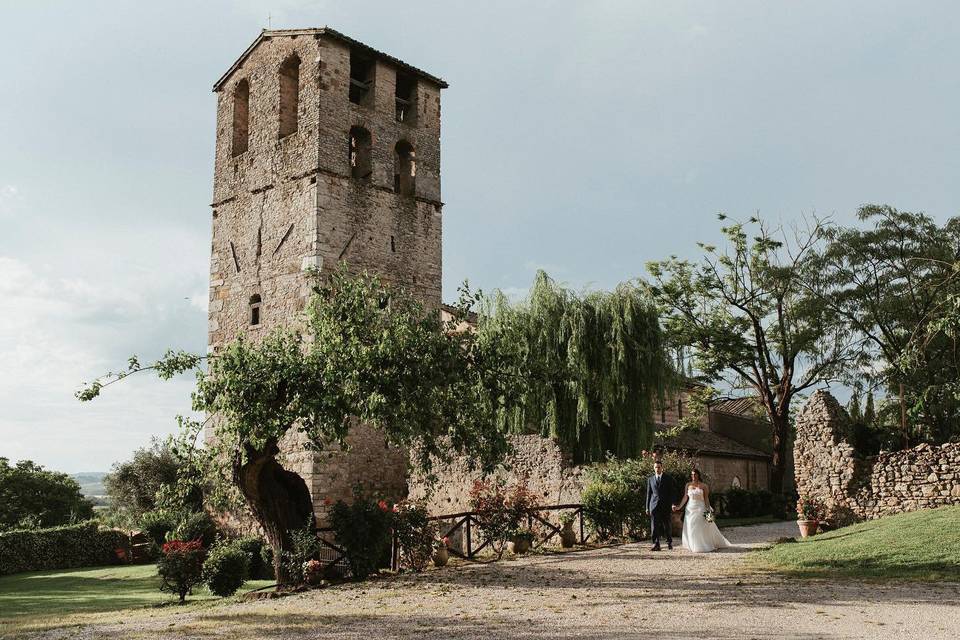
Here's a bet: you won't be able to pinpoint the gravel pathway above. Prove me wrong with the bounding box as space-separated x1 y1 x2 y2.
22 522 960 640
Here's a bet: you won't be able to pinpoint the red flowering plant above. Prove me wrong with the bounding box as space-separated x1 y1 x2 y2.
329 492 394 579
392 500 435 572
157 539 206 602
468 478 534 558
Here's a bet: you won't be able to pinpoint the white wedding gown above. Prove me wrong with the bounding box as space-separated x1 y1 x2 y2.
682 486 731 553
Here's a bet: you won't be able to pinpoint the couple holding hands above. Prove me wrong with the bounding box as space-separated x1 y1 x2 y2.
645 459 731 553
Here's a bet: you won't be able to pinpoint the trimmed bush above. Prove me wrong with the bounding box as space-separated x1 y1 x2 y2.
582 481 645 540
203 542 249 596
232 535 272 579
392 501 435 572
0 522 128 575
139 510 178 546
171 511 217 547
330 497 393 579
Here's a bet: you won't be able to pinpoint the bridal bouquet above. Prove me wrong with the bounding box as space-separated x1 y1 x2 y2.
703 509 716 523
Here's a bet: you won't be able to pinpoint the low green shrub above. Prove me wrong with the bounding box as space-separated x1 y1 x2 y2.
581 481 644 540
202 542 249 596
280 528 320 584
232 535 272 579
158 539 206 602
392 501 435 572
714 488 790 519
139 510 178 546
171 511 217 547
468 479 534 558
0 522 129 575
329 497 393 578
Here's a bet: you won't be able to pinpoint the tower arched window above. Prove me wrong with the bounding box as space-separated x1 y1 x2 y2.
232 79 250 156
249 294 262 326
349 126 372 181
279 55 300 138
394 140 416 196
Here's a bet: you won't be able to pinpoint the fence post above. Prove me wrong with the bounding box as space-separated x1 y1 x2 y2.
578 507 585 544
466 516 473 559
390 528 398 572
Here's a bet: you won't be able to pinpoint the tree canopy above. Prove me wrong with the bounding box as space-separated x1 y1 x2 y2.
476 270 673 463
80 268 518 583
646 215 858 492
0 458 93 531
104 438 202 524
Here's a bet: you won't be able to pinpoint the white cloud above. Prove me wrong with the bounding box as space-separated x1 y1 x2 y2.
0 184 21 217
0 256 205 472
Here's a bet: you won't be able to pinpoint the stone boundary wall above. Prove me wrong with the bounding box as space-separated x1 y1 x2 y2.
407 435 587 515
794 390 960 522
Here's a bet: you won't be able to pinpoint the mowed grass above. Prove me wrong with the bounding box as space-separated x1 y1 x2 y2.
0 563 274 635
753 505 960 581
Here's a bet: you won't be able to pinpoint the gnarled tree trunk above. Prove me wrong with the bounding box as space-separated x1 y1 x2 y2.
233 439 314 585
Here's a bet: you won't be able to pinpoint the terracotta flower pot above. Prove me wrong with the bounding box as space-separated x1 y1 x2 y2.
432 547 449 567
509 536 531 555
560 521 577 548
797 519 819 538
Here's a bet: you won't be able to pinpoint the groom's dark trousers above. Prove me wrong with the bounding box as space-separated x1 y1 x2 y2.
646 473 675 548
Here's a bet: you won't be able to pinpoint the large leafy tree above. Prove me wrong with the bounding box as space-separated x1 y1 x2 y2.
809 205 960 445
0 458 94 531
104 438 202 524
646 216 858 493
80 269 518 584
477 271 673 463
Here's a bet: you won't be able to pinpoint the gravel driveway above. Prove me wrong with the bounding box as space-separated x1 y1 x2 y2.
25 522 960 640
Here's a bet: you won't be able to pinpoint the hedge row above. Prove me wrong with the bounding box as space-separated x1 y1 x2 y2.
0 522 129 575
712 488 792 519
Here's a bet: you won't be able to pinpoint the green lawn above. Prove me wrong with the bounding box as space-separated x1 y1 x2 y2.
753 505 960 581
0 564 274 635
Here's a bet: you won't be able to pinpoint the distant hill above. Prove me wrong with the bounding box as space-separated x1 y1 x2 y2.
71 472 108 498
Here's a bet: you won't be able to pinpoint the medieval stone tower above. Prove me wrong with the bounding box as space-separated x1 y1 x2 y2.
207 28 446 522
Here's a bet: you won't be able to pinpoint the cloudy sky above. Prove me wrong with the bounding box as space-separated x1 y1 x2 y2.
2 1 959 473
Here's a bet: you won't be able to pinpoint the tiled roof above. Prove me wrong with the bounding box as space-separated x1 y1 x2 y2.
711 396 766 419
655 427 770 460
213 28 450 92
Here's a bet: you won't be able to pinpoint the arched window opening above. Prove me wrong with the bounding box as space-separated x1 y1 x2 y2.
677 397 684 420
395 70 417 124
394 141 416 196
349 126 372 181
232 79 250 156
249 294 262 326
731 476 742 489
279 55 301 138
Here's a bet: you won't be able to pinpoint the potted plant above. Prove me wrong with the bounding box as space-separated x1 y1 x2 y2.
559 512 577 548
432 537 450 567
796 497 822 538
508 528 533 555
303 559 324 585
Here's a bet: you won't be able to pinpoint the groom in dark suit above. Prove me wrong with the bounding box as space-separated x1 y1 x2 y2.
646 459 676 551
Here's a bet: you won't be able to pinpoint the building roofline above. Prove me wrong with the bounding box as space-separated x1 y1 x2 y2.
212 28 450 92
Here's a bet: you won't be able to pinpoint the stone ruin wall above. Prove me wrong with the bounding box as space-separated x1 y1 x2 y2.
794 390 960 522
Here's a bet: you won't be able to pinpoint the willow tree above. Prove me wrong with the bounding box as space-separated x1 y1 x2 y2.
477 271 673 463
79 269 517 584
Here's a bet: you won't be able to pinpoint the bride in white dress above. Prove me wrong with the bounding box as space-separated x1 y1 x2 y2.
673 469 731 553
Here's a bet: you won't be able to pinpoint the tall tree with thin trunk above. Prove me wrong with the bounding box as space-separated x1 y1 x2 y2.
646 215 859 493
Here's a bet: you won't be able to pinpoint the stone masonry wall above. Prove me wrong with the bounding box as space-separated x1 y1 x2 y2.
794 390 960 521
207 30 444 525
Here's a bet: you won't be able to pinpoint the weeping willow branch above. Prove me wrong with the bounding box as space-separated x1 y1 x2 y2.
477 271 675 463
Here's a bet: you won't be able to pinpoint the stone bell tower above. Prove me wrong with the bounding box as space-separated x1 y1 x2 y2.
206 28 446 521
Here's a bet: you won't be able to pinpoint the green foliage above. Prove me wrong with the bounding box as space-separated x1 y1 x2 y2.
104 439 200 525
0 522 128 576
329 496 394 578
581 482 644 540
392 501 435 572
0 458 94 531
477 271 672 463
647 215 853 492
586 451 696 493
718 488 777 518
138 510 178 547
279 528 320 584
813 205 960 445
157 540 205 602
231 536 271 580
202 542 249 597
171 511 217 547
